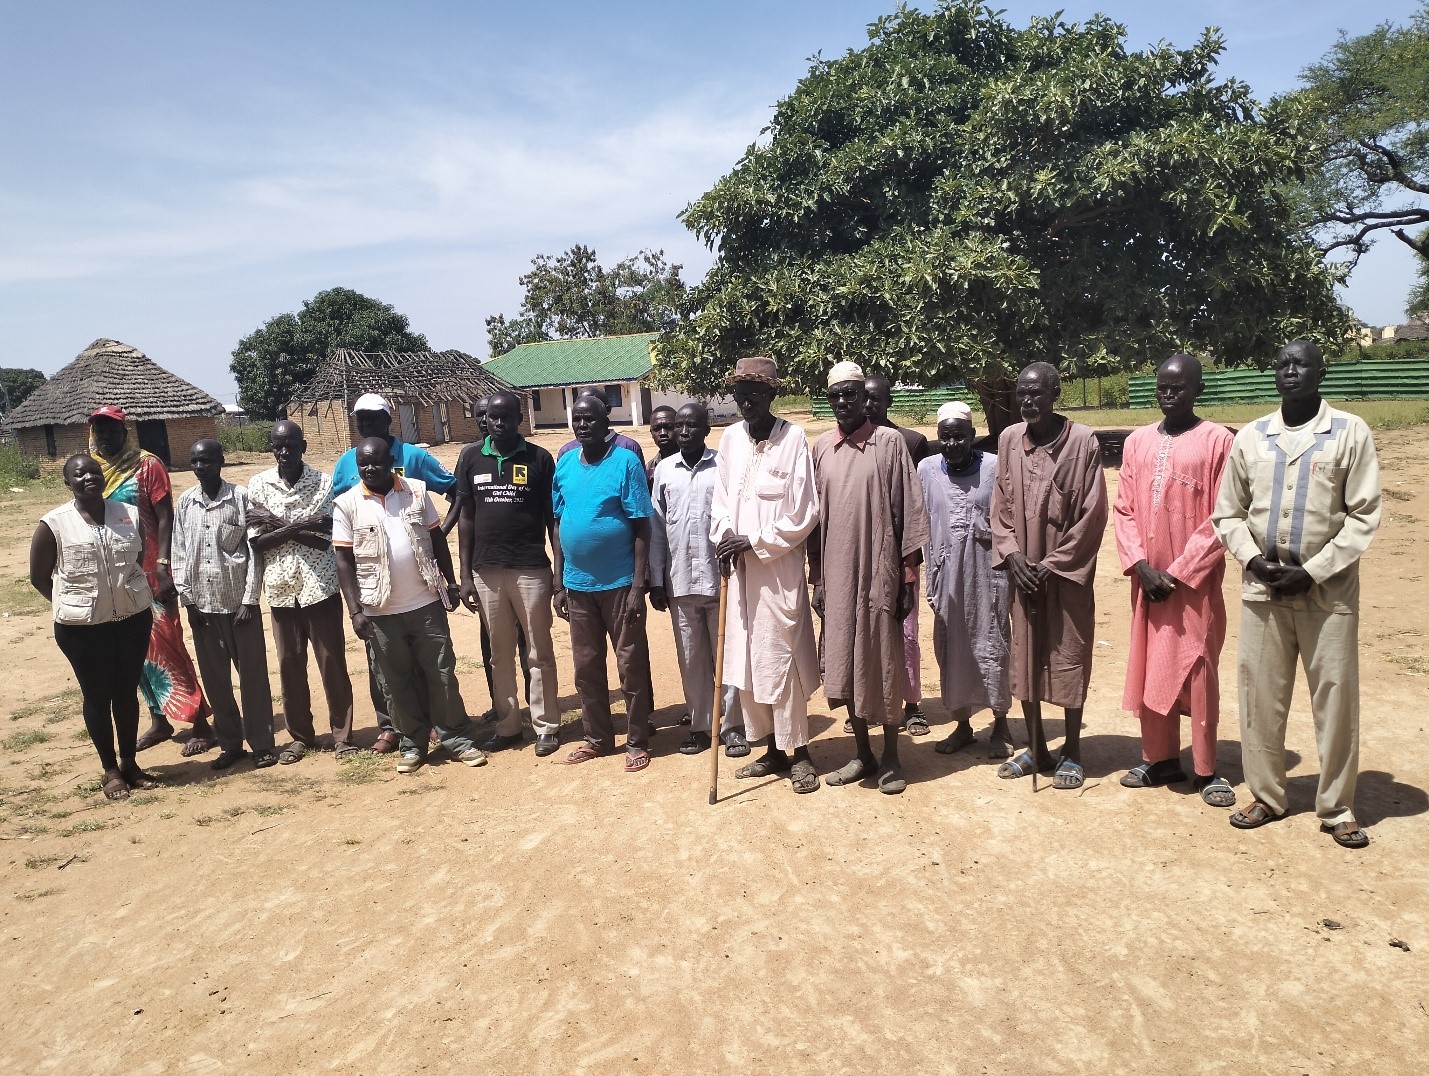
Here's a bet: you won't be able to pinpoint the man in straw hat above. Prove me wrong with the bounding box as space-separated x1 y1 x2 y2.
920 401 1015 759
811 361 929 795
991 362 1107 790
712 357 822 793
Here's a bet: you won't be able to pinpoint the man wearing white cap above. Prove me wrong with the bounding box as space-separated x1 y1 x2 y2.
811 361 929 795
921 402 1014 758
331 393 466 752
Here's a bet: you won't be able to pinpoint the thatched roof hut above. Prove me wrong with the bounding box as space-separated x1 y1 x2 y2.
286 349 528 459
4 338 223 466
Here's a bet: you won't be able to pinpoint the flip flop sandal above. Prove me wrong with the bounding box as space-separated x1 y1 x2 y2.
624 751 650 773
789 759 820 794
1323 821 1369 849
877 765 907 795
1052 759 1085 790
563 743 606 765
134 728 173 753
1229 801 1281 829
825 758 877 786
102 772 130 801
1196 775 1236 808
1121 761 1186 788
278 742 307 765
734 755 791 780
180 737 215 758
333 743 362 761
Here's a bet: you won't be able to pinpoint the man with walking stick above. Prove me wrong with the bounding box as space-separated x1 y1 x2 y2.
991 362 1108 790
712 357 822 795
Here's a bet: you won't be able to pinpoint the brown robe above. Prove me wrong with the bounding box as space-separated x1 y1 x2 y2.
991 419 1107 708
811 421 930 723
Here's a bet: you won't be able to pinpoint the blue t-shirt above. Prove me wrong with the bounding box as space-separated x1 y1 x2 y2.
552 446 653 592
331 438 455 497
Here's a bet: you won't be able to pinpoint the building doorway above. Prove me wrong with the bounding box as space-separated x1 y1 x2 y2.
136 420 170 465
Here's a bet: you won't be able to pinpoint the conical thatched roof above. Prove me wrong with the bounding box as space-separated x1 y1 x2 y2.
289 349 517 406
4 338 224 428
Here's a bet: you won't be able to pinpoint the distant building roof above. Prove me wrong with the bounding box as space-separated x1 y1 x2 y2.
484 333 657 389
288 348 516 405
5 338 224 429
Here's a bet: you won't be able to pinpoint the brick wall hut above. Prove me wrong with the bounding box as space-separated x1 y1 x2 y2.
286 348 529 464
4 338 223 468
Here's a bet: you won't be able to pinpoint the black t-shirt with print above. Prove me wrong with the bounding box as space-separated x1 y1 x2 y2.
453 439 555 569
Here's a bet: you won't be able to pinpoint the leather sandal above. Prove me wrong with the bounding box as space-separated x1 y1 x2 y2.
1323 820 1369 849
371 730 400 755
1229 800 1281 829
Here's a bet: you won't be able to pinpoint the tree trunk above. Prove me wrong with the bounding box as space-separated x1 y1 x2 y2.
967 375 1017 440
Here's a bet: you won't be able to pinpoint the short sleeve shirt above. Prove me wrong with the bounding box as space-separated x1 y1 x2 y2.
332 480 440 616
453 437 555 569
552 446 653 592
331 439 455 498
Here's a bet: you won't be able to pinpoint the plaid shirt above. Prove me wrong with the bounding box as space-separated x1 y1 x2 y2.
173 480 262 614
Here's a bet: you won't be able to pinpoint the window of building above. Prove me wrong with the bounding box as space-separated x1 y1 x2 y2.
532 390 542 412
43 425 56 458
462 401 473 419
604 384 623 409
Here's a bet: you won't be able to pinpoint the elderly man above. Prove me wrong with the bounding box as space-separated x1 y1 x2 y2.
650 402 748 757
812 362 929 795
455 390 561 756
172 440 277 771
713 357 822 794
330 393 462 750
921 402 1014 759
553 394 657 771
864 373 932 736
248 420 356 761
332 438 485 774
1213 340 1381 848
991 361 1108 790
1114 355 1236 807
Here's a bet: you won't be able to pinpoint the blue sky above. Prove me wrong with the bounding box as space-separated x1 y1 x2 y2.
2 1 1424 401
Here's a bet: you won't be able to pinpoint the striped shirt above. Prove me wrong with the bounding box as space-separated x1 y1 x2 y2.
173 480 262 614
1212 401 1381 613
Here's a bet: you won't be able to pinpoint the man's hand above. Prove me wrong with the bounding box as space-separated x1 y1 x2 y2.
459 578 480 613
247 505 282 533
811 582 825 618
648 586 669 613
185 606 206 631
1267 565 1315 597
553 588 569 621
716 532 753 565
349 611 374 641
896 580 916 621
1133 560 1178 603
155 565 177 604
1246 555 1282 585
626 587 647 625
235 604 258 625
1005 552 1044 596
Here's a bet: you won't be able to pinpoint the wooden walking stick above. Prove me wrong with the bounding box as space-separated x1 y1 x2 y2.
709 572 730 805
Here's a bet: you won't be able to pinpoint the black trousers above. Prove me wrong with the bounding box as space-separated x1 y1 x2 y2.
54 609 154 770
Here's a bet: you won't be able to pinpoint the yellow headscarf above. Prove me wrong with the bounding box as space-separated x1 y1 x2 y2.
88 422 155 499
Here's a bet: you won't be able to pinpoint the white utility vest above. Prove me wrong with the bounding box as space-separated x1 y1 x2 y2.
41 501 152 625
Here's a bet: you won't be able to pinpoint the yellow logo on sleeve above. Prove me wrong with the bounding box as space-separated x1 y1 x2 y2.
513 464 528 485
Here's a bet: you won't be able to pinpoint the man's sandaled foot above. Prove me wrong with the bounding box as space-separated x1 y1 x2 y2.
134 727 173 753
210 748 247 771
877 763 907 795
101 769 130 801
735 752 791 780
180 736 215 758
1229 800 1281 829
278 741 307 765
333 743 361 761
934 725 975 755
563 743 607 765
1121 760 1185 788
997 751 1052 780
902 703 929 736
1195 775 1236 808
790 759 820 794
1323 819 1368 849
680 731 711 755
1052 758 1084 790
118 761 161 789
624 750 650 773
371 730 400 754
722 730 750 758
252 750 279 769
987 737 1014 759
825 756 877 787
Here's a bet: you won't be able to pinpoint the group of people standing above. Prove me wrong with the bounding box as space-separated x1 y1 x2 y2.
30 340 1381 848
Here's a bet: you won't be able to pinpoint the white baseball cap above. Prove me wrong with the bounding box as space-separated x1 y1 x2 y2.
351 393 392 415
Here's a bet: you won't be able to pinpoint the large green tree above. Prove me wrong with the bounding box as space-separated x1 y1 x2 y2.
486 246 687 357
231 287 428 420
660 0 1346 430
1291 3 1429 266
0 368 46 415
1408 227 1429 317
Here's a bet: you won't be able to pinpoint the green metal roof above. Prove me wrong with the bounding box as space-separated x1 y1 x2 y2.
484 333 656 389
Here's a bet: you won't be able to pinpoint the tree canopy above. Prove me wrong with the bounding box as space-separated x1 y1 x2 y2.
1291 3 1429 266
1408 227 1429 317
0 368 46 415
485 246 687 357
230 287 428 420
659 0 1346 426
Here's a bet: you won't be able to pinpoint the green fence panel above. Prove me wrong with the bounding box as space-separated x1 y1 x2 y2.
1128 360 1429 408
810 386 979 419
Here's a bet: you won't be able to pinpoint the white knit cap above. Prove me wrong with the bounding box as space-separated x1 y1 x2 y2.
351 393 392 415
826 360 866 389
937 400 973 427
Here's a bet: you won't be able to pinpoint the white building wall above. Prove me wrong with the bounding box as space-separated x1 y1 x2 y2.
649 388 740 424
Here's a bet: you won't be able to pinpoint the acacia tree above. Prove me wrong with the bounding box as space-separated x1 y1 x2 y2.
1291 3 1429 267
486 246 688 356
659 0 1346 431
0 368 46 415
230 287 428 420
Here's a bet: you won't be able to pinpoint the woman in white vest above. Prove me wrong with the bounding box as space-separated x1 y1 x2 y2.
29 454 158 800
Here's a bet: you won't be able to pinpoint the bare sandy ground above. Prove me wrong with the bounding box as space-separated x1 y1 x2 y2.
0 419 1425 1074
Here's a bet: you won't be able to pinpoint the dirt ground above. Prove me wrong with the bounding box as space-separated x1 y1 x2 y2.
0 417 1425 1074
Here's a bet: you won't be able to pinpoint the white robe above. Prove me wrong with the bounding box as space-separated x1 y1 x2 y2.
710 418 821 705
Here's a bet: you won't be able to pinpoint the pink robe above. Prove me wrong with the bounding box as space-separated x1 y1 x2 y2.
1113 420 1233 716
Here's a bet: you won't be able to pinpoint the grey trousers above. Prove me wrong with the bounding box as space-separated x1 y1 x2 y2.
669 594 742 736
568 585 653 753
190 610 276 754
474 566 561 738
368 601 478 756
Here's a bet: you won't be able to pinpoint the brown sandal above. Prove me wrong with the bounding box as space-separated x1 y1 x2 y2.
371 730 400 754
101 770 130 801
1229 800 1280 829
563 743 606 765
624 751 650 773
1323 820 1369 849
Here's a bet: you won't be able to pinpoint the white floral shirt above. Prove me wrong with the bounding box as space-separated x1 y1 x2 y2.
247 464 340 608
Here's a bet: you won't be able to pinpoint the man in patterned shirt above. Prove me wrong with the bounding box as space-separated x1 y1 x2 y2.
173 439 277 771
1213 340 1381 849
248 421 357 762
